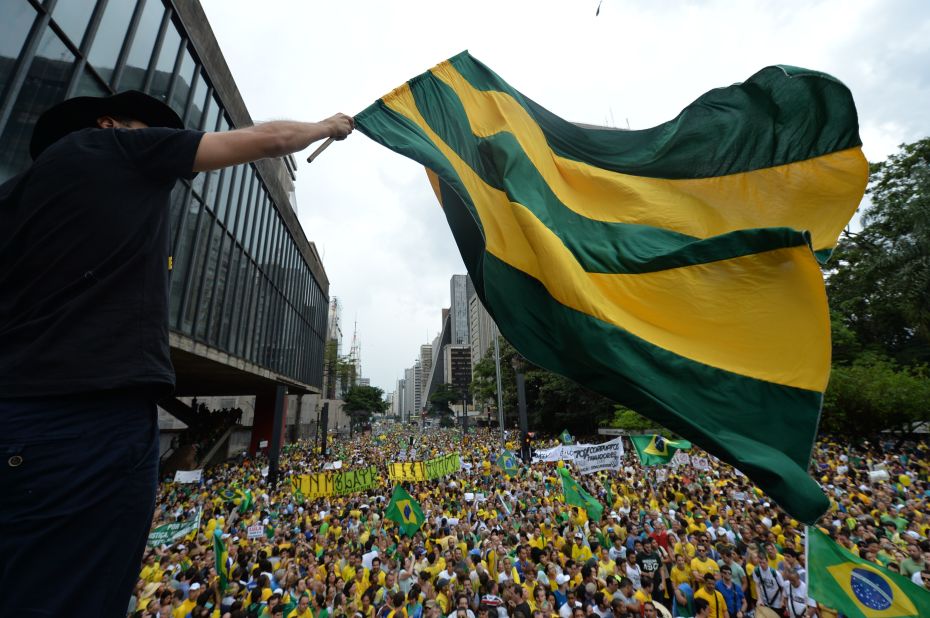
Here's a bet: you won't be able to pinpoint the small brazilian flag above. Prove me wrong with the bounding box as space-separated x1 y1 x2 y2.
213 529 231 591
808 527 930 618
385 485 425 536
630 434 692 466
560 430 574 445
558 467 603 521
496 449 520 476
236 488 253 514
355 52 868 525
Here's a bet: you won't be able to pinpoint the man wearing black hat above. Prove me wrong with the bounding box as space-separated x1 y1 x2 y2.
0 90 353 616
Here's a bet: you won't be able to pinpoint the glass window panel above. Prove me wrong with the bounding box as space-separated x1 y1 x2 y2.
51 0 96 49
169 45 194 115
0 27 75 183
1 4 36 99
225 164 246 230
208 235 232 345
202 93 219 133
194 218 224 339
255 197 270 264
229 247 249 355
148 19 179 100
243 182 260 254
86 0 136 84
245 268 261 359
235 169 255 242
214 163 234 224
168 196 202 327
74 67 108 97
219 243 241 349
181 207 210 333
186 69 208 129
118 0 163 91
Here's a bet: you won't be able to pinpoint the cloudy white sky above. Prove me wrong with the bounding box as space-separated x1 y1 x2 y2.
199 0 930 394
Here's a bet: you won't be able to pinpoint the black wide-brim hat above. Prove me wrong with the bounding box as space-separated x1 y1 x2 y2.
30 90 184 159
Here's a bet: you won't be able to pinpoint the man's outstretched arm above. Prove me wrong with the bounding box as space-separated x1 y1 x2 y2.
193 113 354 172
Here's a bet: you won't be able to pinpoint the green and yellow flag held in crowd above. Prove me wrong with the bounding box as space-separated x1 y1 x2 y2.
630 434 692 466
496 449 520 477
356 51 868 524
558 467 603 522
385 485 425 536
213 529 231 591
807 527 930 618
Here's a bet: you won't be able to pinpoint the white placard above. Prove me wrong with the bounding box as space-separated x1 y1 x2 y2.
691 456 710 471
670 451 691 468
247 523 264 539
259 440 269 448
568 437 625 474
174 469 203 483
655 468 669 483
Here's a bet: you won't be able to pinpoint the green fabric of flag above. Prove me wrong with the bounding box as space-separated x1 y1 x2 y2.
496 449 520 476
560 430 574 445
213 529 230 591
355 51 869 524
385 485 425 536
630 434 692 465
237 488 253 514
558 467 603 521
807 527 930 618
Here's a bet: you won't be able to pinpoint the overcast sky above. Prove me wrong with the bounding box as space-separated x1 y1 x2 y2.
199 0 930 394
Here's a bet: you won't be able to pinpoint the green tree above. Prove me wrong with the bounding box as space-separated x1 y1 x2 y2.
343 384 388 433
428 382 460 415
603 406 668 434
827 137 930 364
822 353 930 439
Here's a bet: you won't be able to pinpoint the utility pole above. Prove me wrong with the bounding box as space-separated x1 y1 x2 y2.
494 334 505 443
511 355 529 463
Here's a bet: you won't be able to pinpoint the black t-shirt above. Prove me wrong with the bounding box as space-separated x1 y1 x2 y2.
0 126 204 398
637 551 661 576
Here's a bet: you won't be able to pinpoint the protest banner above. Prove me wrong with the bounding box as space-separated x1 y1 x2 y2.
247 523 264 539
656 468 669 483
388 452 461 481
333 465 379 494
146 508 202 547
569 437 624 474
174 469 203 484
691 456 710 471
670 450 691 468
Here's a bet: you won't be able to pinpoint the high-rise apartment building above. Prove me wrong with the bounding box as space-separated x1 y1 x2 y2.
450 275 470 346
467 280 499 373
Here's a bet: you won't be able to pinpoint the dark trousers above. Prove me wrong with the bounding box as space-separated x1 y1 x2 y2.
0 390 159 617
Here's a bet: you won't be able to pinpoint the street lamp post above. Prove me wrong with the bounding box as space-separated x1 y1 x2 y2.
510 355 530 463
494 334 505 443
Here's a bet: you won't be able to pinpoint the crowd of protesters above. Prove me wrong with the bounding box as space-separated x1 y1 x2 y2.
131 426 930 618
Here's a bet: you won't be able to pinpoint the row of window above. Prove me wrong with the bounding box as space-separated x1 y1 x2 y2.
0 0 327 387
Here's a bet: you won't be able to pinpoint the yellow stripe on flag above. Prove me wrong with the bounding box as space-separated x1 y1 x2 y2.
382 85 829 391
430 61 867 255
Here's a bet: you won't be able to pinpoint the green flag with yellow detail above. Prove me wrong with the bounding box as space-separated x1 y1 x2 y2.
385 485 425 536
356 51 867 524
630 434 692 466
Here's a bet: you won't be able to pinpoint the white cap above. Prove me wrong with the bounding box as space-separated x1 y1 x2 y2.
556 574 571 585
574 532 584 539
177 545 186 551
190 583 202 591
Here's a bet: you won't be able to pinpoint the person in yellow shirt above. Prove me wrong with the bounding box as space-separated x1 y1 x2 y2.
287 593 313 618
690 545 720 585
693 574 728 618
173 582 203 618
670 554 691 590
633 575 653 609
597 547 616 580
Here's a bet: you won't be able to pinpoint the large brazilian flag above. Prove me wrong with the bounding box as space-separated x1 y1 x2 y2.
807 527 930 618
356 51 868 524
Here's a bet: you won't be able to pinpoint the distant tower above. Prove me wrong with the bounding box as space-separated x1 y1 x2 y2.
348 319 362 385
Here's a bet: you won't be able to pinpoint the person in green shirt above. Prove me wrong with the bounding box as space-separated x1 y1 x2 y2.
900 543 926 578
